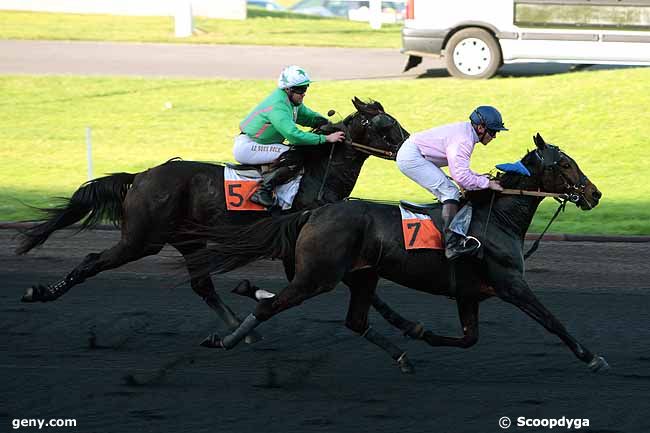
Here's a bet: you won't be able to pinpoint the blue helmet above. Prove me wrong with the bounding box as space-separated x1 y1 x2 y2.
469 106 508 131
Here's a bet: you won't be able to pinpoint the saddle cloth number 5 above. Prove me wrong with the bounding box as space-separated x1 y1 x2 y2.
225 180 265 211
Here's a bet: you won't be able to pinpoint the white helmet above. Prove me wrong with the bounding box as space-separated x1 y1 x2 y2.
278 65 312 89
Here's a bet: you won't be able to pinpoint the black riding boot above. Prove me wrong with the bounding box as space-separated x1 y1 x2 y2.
250 153 303 208
442 201 459 239
443 201 480 260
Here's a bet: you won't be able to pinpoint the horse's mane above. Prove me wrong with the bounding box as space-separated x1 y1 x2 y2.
363 99 385 113
465 149 542 206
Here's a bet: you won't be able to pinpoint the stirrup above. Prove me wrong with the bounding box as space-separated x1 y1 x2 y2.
445 235 481 260
463 236 481 250
250 189 274 207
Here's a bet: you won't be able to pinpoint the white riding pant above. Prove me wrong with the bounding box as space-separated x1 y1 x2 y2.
233 134 292 165
396 137 461 203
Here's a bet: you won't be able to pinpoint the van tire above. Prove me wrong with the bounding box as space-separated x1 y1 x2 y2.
445 28 502 79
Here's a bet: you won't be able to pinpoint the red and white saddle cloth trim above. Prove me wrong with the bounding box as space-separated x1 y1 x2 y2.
223 166 302 211
399 206 444 250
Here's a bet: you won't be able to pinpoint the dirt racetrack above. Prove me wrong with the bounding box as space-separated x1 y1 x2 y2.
2 229 649 433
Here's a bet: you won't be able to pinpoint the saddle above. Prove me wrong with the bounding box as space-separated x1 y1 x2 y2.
400 200 481 300
400 200 445 233
225 162 270 173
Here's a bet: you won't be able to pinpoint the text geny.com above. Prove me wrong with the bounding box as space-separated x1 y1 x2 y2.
12 418 77 430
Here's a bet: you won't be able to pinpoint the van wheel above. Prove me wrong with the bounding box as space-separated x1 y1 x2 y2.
445 28 502 79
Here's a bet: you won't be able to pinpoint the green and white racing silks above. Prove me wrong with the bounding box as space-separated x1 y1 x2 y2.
239 89 327 146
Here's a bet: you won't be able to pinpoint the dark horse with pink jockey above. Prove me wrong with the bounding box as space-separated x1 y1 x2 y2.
186 133 608 374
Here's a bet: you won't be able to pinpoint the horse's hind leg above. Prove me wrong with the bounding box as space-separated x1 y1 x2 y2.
173 242 262 343
22 236 160 302
420 298 479 348
342 271 415 374
200 272 338 350
371 294 425 339
341 269 424 339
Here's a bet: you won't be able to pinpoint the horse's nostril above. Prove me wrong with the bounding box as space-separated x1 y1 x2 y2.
593 190 602 200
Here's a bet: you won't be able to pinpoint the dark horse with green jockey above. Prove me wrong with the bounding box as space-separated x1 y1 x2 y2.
188 133 609 374
15 98 409 340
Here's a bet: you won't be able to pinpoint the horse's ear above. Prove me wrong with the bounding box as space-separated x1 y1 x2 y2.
352 97 364 112
533 132 547 149
374 100 385 113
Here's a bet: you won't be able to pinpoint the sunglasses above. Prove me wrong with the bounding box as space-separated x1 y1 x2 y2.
290 85 309 95
487 128 498 137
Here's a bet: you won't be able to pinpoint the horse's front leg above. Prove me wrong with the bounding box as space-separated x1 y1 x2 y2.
371 293 481 348
493 273 608 372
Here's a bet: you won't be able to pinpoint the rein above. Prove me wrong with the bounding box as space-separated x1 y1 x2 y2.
499 188 569 200
317 141 337 203
524 199 567 260
482 188 570 260
349 141 396 159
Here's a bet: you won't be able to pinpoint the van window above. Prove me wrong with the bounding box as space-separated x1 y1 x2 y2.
514 0 650 30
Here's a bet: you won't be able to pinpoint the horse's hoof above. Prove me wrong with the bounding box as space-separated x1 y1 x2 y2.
244 333 262 345
404 322 425 340
588 355 610 372
200 334 225 349
397 354 415 374
21 287 36 302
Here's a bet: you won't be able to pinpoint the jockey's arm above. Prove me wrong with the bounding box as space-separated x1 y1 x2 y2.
267 105 325 146
446 141 490 191
296 104 328 128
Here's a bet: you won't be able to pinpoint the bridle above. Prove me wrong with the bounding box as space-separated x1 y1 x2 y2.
315 110 405 202
348 111 406 160
485 144 591 259
532 145 590 206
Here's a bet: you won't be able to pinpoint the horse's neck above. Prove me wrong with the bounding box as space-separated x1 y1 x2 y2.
326 147 369 196
489 173 544 238
490 195 543 238
295 146 368 207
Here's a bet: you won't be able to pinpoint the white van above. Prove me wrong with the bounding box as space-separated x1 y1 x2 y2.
291 0 405 22
402 0 650 79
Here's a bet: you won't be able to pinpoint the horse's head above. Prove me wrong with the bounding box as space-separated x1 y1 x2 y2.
521 133 602 210
333 97 409 160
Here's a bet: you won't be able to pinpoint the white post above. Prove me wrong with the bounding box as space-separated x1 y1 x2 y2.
369 0 382 30
175 0 194 38
86 127 93 181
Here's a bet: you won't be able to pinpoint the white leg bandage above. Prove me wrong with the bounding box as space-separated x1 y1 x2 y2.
254 289 276 301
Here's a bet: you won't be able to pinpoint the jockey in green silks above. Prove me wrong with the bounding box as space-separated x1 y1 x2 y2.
233 65 345 207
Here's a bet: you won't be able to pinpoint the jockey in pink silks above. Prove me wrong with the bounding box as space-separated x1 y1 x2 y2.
396 106 507 258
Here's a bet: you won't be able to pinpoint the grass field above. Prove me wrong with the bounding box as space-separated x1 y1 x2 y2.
1 68 649 234
0 9 402 48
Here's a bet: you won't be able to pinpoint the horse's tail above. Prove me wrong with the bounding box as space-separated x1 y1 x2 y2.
15 172 137 255
190 210 312 275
